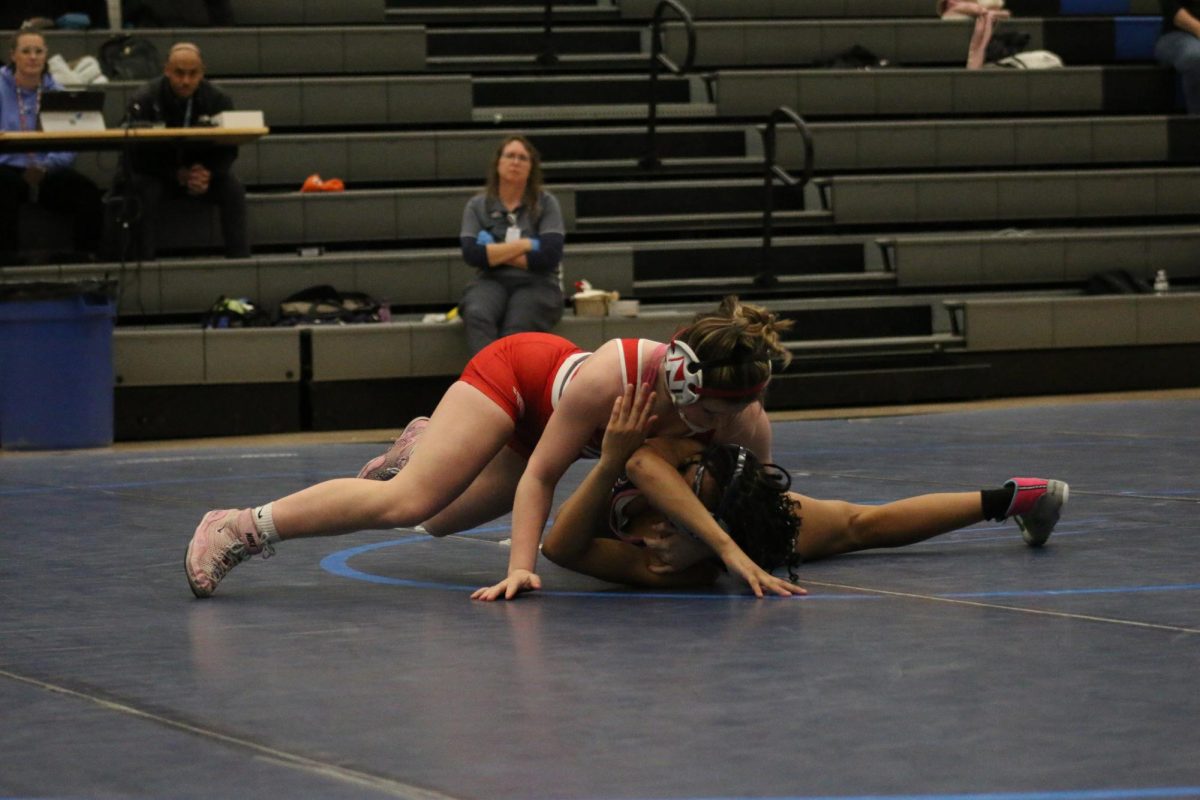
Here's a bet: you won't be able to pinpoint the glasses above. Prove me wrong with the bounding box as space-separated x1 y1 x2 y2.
501 152 530 163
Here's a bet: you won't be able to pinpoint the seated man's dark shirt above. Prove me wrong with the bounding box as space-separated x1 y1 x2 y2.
117 74 249 258
123 75 238 182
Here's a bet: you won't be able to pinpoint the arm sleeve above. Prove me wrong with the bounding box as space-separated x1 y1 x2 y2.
525 232 564 274
524 191 565 274
461 237 489 269
460 197 488 268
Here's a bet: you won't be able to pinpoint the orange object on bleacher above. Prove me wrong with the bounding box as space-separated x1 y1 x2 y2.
300 174 345 193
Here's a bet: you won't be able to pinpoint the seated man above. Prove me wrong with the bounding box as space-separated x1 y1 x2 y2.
117 41 248 259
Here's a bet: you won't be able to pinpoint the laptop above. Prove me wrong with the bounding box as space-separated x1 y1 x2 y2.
39 90 107 133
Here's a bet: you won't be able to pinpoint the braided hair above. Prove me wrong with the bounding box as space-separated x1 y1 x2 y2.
690 443 802 581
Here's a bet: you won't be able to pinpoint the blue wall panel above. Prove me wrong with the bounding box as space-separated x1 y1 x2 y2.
1115 16 1162 59
1061 0 1131 13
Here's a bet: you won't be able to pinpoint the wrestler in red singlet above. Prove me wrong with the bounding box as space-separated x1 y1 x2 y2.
459 334 672 459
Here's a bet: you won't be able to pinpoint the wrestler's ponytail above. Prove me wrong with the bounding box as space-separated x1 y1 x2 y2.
673 296 793 400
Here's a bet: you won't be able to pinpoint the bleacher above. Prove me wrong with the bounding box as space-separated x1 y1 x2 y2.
6 0 1200 440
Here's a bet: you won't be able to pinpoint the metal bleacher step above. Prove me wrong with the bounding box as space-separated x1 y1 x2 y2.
228 0 386 25
426 23 646 72
619 0 1162 18
428 53 650 72
1006 0 1162 16
473 102 717 122
543 156 761 180
472 72 704 107
820 166 1200 227
386 2 619 24
571 176 823 229
427 23 641 56
470 68 714 121
877 224 1200 289
715 65 1177 119
576 209 832 232
784 332 965 355
633 271 895 299
656 16 1165 70
618 0 936 19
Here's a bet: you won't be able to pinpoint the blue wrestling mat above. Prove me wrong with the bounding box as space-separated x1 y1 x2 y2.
1 395 1198 800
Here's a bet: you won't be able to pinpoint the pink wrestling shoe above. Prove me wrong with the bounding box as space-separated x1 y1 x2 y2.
356 416 430 480
1004 477 1069 547
185 508 275 598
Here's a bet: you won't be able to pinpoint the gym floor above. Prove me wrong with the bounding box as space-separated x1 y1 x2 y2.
2 390 1198 800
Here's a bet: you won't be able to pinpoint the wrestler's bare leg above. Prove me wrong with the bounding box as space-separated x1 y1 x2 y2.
186 382 519 596
794 492 984 562
270 381 516 538
420 445 527 536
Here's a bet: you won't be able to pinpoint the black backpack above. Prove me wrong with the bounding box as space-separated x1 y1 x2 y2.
275 285 384 326
815 45 890 69
98 35 161 81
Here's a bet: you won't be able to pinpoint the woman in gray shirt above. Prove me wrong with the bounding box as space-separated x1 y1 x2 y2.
459 135 565 355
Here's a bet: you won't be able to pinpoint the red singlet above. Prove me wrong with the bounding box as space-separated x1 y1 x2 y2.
458 334 664 459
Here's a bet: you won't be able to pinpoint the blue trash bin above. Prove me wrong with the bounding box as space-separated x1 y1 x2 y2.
0 280 117 450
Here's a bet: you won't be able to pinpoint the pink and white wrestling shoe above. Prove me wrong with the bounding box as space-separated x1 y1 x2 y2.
1004 477 1069 547
185 508 274 598
356 416 430 481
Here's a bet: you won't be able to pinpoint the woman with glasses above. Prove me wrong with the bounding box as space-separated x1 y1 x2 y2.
0 28 103 263
541 384 1069 590
458 135 565 356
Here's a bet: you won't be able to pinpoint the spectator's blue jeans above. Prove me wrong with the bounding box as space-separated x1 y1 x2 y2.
1156 31 1200 114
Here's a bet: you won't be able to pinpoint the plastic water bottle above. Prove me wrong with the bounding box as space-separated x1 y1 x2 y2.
1153 269 1170 295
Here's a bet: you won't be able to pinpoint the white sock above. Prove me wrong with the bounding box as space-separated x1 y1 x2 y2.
253 503 281 544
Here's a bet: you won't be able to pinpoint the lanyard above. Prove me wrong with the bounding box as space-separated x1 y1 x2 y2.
15 85 43 168
15 85 41 132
